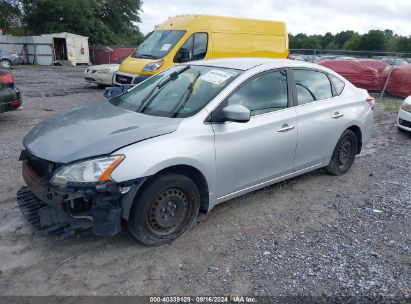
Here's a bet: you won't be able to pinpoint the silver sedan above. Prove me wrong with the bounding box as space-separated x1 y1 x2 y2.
19 58 374 245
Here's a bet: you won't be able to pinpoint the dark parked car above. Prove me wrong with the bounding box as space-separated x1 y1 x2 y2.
0 69 22 113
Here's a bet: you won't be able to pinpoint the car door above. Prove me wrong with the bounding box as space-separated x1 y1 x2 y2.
212 69 298 198
291 69 349 171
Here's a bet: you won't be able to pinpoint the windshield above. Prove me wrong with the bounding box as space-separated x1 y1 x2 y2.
111 65 242 118
133 30 186 59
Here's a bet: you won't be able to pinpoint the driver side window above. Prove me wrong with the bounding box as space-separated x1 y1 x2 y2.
174 33 208 63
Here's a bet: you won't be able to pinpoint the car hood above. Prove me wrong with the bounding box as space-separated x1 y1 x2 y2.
23 100 182 163
88 64 119 71
119 57 154 74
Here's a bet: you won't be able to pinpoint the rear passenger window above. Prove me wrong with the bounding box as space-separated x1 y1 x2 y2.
227 70 288 115
329 74 345 95
293 70 332 105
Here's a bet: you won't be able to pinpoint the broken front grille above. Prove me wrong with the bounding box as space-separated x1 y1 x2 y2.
22 160 64 209
27 156 51 178
20 150 56 178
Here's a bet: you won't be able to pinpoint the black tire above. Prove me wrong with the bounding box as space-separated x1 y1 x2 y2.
127 174 200 245
325 129 358 175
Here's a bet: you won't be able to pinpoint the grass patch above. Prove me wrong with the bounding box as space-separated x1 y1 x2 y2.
383 104 400 111
375 96 402 111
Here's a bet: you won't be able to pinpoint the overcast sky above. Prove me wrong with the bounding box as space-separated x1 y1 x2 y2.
139 0 411 36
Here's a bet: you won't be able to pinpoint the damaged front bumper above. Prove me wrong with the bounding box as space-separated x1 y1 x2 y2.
17 157 128 239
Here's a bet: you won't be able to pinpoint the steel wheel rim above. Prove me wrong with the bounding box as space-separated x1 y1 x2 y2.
336 138 352 168
1 61 10 68
146 187 191 236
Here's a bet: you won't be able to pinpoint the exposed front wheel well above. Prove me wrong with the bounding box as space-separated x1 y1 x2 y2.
347 125 362 154
142 165 210 213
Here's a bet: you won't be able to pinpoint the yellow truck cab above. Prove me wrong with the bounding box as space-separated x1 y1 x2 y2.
113 14 288 86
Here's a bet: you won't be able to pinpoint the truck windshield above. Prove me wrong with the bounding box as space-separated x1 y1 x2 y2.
133 30 186 59
111 65 242 118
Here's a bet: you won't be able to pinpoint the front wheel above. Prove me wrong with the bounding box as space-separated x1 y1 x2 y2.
325 129 358 175
127 174 200 245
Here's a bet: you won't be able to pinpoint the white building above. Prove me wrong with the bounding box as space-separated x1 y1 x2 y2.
42 32 90 65
0 32 90 66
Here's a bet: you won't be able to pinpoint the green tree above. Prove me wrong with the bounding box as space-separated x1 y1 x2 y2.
326 40 339 50
0 0 21 32
21 0 143 45
304 36 321 49
289 33 321 49
96 0 144 45
288 33 302 48
358 30 386 51
385 36 398 52
342 33 361 50
334 30 355 48
321 32 334 49
397 37 411 52
383 29 393 39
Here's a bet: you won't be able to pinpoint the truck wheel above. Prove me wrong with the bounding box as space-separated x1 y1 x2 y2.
0 60 11 69
325 129 358 176
127 173 200 245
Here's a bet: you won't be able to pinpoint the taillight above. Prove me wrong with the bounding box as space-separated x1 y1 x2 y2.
11 99 22 107
0 72 14 84
366 96 375 111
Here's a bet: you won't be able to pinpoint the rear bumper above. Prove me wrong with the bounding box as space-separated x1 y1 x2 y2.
18 159 123 238
362 110 374 146
0 87 22 113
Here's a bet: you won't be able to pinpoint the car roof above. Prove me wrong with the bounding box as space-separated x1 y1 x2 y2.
188 57 322 71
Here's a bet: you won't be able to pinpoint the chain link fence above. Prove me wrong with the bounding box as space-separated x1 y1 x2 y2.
289 49 411 110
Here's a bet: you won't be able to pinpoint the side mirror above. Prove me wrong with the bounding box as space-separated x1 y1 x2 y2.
221 104 251 123
104 85 133 99
175 48 192 63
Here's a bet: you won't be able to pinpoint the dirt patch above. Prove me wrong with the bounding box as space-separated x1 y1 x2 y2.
0 66 409 299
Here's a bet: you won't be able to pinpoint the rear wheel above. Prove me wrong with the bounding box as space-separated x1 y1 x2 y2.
0 60 11 69
127 174 200 245
325 129 358 175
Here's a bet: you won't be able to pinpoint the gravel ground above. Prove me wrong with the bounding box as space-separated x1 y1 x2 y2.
0 66 410 301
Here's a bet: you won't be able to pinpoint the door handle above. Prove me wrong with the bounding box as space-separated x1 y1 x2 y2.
332 112 344 119
277 124 295 132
